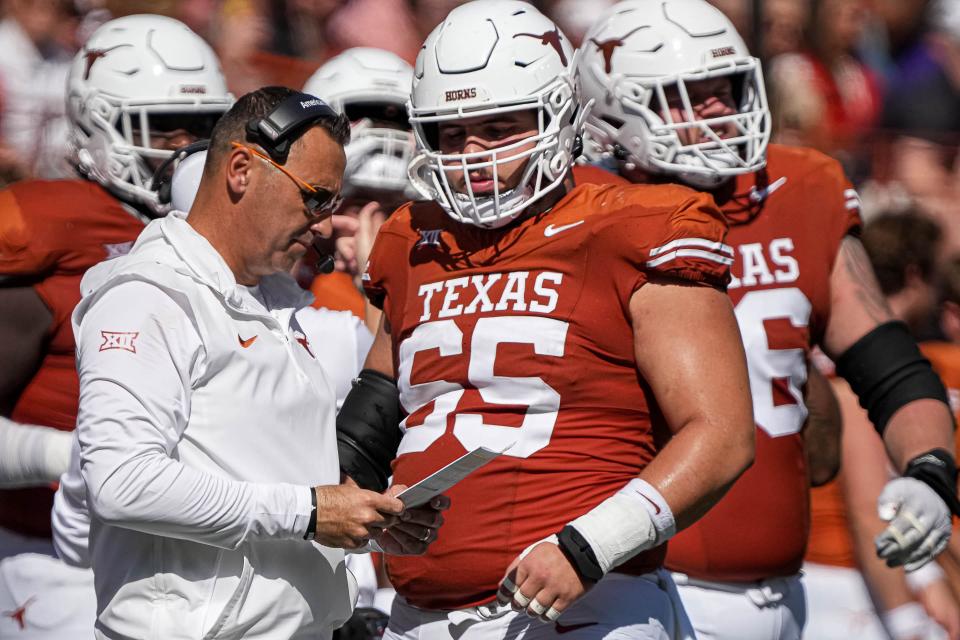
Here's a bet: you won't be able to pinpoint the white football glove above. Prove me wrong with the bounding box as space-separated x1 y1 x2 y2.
876 477 952 571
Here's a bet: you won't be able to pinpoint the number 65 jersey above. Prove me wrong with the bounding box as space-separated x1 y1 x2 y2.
363 182 730 610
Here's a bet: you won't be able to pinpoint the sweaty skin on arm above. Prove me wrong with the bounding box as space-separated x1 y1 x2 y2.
804 363 842 487
630 278 756 530
823 236 955 471
0 286 53 415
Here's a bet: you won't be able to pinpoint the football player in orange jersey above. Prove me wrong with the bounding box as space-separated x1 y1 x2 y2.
803 212 958 640
0 14 232 639
578 1 960 639
336 1 757 638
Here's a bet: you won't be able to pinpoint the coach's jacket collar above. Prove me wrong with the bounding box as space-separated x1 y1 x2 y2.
158 210 313 313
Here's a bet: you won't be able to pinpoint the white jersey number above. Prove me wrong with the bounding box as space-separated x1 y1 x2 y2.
734 288 812 438
396 316 568 457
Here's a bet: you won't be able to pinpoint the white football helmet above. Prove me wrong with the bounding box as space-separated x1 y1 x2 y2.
408 0 584 228
67 14 234 215
578 0 770 188
303 47 416 200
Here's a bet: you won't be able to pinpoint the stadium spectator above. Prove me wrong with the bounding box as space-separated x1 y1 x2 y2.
875 0 960 251
767 0 882 177
0 0 78 179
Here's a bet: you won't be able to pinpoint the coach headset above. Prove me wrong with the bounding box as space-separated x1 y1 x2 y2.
152 91 343 273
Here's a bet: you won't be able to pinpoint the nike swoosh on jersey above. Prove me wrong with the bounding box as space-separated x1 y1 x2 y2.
748 176 788 203
555 622 598 634
544 220 585 237
238 334 258 348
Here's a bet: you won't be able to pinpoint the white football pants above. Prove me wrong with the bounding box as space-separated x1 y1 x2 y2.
384 570 695 640
671 571 805 640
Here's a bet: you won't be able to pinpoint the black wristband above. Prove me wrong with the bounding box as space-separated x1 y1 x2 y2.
904 449 960 518
557 525 604 583
303 487 318 541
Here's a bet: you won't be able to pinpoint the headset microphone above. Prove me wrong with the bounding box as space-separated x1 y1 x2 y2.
315 254 336 274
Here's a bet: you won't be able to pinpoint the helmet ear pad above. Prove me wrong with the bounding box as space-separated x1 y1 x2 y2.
150 139 211 207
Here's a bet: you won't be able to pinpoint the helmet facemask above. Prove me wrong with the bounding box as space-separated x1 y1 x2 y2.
584 56 770 189
73 99 228 215
408 77 580 229
341 102 417 199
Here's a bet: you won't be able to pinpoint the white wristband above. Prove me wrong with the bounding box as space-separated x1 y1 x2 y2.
568 478 676 575
905 560 945 593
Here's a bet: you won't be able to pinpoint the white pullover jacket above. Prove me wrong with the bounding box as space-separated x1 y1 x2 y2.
72 211 356 640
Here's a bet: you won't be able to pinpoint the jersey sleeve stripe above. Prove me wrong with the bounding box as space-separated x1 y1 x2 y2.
648 238 734 258
645 248 735 269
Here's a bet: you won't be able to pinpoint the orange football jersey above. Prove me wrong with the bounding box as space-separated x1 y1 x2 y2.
662 145 861 581
806 476 857 568
364 182 730 610
0 179 144 537
572 163 629 186
310 271 366 318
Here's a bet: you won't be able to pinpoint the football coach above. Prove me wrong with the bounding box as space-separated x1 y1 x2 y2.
71 87 446 640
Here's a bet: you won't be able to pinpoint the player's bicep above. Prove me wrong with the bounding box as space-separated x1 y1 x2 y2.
824 235 894 358
630 278 753 436
0 286 53 415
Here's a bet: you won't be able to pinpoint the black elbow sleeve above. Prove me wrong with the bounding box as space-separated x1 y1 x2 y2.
336 369 403 492
836 321 951 434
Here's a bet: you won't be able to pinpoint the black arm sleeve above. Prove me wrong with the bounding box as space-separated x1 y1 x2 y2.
336 369 403 492
835 321 951 435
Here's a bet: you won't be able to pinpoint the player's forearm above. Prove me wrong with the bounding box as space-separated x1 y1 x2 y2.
0 415 72 487
842 431 914 613
0 286 53 414
362 314 395 378
639 417 754 530
883 400 955 473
